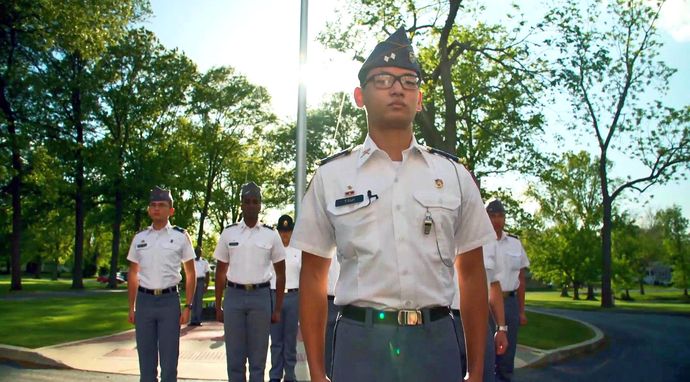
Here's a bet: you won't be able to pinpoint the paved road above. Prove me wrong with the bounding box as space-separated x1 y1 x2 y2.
515 308 690 382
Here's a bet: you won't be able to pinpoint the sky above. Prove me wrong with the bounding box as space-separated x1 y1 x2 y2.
143 0 690 223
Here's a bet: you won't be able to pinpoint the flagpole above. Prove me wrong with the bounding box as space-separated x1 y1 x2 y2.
295 0 308 215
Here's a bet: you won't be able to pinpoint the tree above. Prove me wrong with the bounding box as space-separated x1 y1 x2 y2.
317 0 547 177
544 0 690 307
654 206 689 296
525 151 602 298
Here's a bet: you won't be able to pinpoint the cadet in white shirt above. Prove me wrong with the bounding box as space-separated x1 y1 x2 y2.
292 27 495 382
269 214 301 382
486 199 530 382
127 186 196 382
213 182 286 382
190 248 210 326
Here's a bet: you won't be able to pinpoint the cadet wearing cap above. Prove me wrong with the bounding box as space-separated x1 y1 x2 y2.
189 247 210 326
127 186 196 382
213 182 286 382
485 199 530 382
292 27 495 382
268 214 301 382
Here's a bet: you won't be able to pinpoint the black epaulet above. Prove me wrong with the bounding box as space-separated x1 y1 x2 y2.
507 233 519 239
224 223 238 229
263 224 274 230
172 226 186 233
425 146 460 163
317 147 353 166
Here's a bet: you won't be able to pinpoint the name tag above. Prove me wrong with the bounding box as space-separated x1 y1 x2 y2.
228 242 239 247
137 243 147 248
335 194 364 207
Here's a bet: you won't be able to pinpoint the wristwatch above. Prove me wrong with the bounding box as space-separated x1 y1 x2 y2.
184 304 192 309
497 325 508 332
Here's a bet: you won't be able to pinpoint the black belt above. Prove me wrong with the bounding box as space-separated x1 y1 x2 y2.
227 281 270 291
451 309 460 316
196 277 206 280
503 290 516 297
327 295 335 301
138 286 177 296
341 305 451 326
287 288 299 293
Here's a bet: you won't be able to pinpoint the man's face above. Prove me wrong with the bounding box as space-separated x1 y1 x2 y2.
241 196 261 220
488 212 506 233
354 66 423 129
278 229 292 246
147 201 174 223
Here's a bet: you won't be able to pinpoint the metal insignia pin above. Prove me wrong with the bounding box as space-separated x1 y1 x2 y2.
435 179 444 188
345 185 355 196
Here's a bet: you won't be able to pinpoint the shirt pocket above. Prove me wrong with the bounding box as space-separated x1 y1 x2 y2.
161 240 182 259
507 251 523 271
326 200 376 258
413 190 461 262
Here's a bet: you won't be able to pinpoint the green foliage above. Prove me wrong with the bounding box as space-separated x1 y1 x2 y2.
654 206 690 293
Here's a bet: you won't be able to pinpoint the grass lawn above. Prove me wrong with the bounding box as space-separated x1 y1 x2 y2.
519 310 594 350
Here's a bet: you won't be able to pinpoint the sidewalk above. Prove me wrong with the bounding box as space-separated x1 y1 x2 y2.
0 309 604 381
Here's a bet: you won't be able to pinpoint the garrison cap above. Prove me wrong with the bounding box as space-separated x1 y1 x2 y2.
277 214 294 232
241 181 262 200
149 186 173 203
358 27 422 85
486 199 506 214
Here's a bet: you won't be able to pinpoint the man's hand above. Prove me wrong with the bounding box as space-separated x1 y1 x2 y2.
180 307 191 325
520 311 528 326
494 330 508 355
128 308 135 324
215 306 224 323
271 309 281 324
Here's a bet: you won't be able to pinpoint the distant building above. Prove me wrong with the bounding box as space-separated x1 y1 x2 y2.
643 262 672 286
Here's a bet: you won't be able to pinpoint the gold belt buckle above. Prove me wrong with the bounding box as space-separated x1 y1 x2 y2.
245 284 254 291
154 289 162 296
397 309 423 326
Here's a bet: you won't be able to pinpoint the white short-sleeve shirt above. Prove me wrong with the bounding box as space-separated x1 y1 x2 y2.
291 135 495 310
213 220 286 284
271 245 301 290
194 258 211 279
127 222 195 289
451 242 498 310
493 231 530 292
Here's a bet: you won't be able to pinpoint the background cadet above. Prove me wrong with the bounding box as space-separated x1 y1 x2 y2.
127 186 196 382
213 182 286 382
292 27 495 382
486 199 530 382
189 247 210 326
269 214 301 382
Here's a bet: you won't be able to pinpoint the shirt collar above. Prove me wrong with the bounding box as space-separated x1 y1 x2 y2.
239 219 262 231
148 221 172 232
357 134 426 168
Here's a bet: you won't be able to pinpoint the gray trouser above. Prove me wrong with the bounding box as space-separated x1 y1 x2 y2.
495 295 519 382
453 310 495 382
190 278 206 324
223 285 272 382
269 290 299 380
331 308 461 382
325 296 338 378
135 291 181 382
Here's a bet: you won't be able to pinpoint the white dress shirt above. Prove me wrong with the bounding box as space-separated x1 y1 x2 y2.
492 231 530 292
271 245 301 289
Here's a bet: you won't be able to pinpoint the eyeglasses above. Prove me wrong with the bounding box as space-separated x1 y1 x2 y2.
363 73 421 90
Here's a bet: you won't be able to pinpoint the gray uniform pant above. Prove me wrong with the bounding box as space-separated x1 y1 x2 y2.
135 291 181 382
324 296 338 379
269 290 299 380
453 310 495 382
190 278 206 324
331 309 461 382
223 285 272 382
495 295 519 382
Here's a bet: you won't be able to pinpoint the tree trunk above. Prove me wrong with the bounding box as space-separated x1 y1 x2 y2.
71 72 85 290
109 178 123 289
586 284 597 300
560 285 570 297
600 155 614 308
639 278 645 295
1 78 23 292
573 281 580 300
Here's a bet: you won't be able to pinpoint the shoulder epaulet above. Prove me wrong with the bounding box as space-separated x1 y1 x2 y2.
507 233 519 239
317 147 353 166
224 223 238 229
263 224 274 230
172 226 186 233
425 146 460 163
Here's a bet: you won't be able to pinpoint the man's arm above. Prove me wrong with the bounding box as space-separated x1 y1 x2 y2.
181 259 196 325
518 268 528 325
299 252 331 382
272 260 286 323
127 262 139 324
215 261 228 322
489 281 508 355
456 247 488 382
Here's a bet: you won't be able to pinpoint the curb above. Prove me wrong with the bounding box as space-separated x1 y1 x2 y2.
0 344 72 369
521 308 606 368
